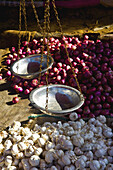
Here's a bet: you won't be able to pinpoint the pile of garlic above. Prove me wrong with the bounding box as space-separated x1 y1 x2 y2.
0 115 113 170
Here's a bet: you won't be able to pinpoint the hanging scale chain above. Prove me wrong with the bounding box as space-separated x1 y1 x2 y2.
52 0 84 100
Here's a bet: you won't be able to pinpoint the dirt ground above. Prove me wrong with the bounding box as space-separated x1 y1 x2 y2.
0 4 113 129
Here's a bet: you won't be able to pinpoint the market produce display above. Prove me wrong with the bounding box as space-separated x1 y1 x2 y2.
0 35 113 118
0 115 113 169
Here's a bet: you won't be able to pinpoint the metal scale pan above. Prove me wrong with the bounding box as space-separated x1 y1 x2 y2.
29 84 84 116
11 54 54 79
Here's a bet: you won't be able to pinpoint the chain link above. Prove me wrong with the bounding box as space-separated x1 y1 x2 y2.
21 0 31 50
52 0 84 100
18 0 22 54
45 0 51 113
30 0 43 33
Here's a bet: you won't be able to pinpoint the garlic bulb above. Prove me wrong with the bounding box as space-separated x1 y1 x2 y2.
74 147 83 155
16 152 24 159
0 131 8 139
4 140 12 150
50 166 58 170
85 151 93 160
41 134 49 142
99 160 106 170
45 141 55 151
75 158 86 169
5 156 13 167
18 142 27 151
7 166 17 170
0 143 4 154
38 138 46 147
61 140 73 150
45 151 54 163
21 158 30 170
69 112 78 121
34 147 43 156
72 136 84 147
108 147 113 156
25 145 34 157
95 148 107 157
73 121 81 130
30 168 38 170
103 130 113 138
61 155 71 166
39 159 46 169
64 164 76 170
11 144 19 155
0 156 5 167
106 164 113 170
30 133 40 142
12 158 19 166
97 115 106 124
29 155 40 166
90 160 100 170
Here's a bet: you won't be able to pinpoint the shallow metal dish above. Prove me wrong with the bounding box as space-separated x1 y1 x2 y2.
11 54 54 79
29 84 84 116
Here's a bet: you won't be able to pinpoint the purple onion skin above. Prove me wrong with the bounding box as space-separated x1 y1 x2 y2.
93 96 101 104
107 96 113 103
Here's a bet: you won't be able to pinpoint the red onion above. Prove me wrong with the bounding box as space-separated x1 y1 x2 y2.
107 96 113 103
93 96 101 104
12 97 19 104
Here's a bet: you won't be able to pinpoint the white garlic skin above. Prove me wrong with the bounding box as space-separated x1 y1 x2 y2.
72 136 84 147
69 112 78 121
30 168 38 170
103 130 113 138
5 155 13 167
74 147 83 155
45 141 55 151
0 131 8 139
75 158 86 169
37 138 46 147
97 115 106 123
45 151 54 164
73 121 81 130
95 148 107 157
18 142 27 151
30 133 40 142
16 152 24 159
21 158 30 170
12 158 19 166
0 156 5 167
62 140 73 150
29 155 40 166
61 155 71 166
34 147 43 156
58 159 65 168
64 164 76 170
11 144 19 155
0 143 4 154
90 160 100 170
39 159 46 169
108 147 113 156
25 145 34 157
106 164 113 170
4 140 12 150
7 166 17 170
50 166 57 170
99 160 106 170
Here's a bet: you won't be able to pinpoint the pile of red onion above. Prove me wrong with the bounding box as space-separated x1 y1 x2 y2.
0 35 113 118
